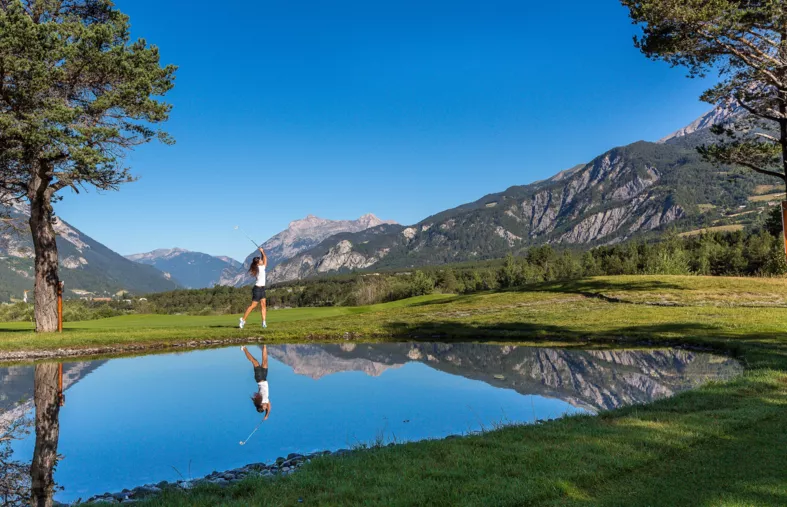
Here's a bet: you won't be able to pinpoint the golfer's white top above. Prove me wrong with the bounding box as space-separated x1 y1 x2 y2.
255 265 266 287
257 380 269 403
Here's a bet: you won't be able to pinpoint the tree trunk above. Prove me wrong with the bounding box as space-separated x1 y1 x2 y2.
780 103 787 255
780 20 787 260
28 174 59 333
30 363 61 507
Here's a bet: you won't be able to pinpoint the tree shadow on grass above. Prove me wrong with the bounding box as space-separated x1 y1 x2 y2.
526 278 690 306
532 278 685 294
406 279 689 309
404 294 484 308
0 327 35 333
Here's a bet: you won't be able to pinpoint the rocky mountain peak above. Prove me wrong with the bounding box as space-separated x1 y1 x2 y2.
289 215 330 230
287 213 395 232
126 248 190 262
220 212 397 287
658 102 743 143
357 213 395 228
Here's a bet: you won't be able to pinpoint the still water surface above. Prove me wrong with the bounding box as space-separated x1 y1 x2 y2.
0 343 742 502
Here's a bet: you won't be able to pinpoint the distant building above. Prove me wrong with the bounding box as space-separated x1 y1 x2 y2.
92 297 112 302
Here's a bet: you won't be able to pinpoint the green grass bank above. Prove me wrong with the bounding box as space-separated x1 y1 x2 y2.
4 275 787 505
2 276 787 358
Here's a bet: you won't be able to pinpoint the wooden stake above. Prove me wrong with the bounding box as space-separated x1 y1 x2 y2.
58 363 65 407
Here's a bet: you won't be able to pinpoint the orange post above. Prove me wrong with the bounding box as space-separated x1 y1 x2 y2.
57 281 64 333
58 363 65 407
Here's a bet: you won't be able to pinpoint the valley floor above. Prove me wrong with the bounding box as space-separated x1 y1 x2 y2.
3 275 787 505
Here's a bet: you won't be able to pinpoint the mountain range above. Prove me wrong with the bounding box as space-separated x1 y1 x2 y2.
0 203 180 302
264 106 775 283
125 248 243 289
1 105 778 298
125 214 397 290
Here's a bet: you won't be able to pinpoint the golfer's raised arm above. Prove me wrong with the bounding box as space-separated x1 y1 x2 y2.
264 402 271 420
259 247 268 266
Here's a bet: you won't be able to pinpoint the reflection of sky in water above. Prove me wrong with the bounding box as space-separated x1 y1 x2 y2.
5 344 741 502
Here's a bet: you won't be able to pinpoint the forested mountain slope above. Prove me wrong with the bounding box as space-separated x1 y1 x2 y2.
0 204 181 302
269 109 771 283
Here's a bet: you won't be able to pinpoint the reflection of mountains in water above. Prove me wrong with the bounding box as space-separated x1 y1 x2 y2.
269 344 742 412
269 343 402 379
0 361 105 431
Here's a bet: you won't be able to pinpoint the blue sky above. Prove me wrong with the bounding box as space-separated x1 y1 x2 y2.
55 0 716 262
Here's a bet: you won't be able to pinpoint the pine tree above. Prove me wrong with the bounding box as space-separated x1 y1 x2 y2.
0 1 176 331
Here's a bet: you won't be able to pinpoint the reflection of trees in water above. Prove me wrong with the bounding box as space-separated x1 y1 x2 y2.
0 364 63 507
0 414 32 506
31 363 61 507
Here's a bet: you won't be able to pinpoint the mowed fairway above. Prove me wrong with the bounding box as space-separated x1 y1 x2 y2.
0 295 454 353
0 299 433 330
1 277 787 356
3 276 787 505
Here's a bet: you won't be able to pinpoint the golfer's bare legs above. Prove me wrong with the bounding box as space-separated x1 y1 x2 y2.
260 299 267 323
242 346 260 367
262 345 268 368
243 301 258 321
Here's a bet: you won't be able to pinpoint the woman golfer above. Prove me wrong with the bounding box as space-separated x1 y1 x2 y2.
241 345 271 419
240 247 267 329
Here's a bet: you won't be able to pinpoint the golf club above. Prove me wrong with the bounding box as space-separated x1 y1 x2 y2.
234 225 260 248
239 416 265 446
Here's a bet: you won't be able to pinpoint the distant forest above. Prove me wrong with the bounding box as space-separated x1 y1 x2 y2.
1 208 785 322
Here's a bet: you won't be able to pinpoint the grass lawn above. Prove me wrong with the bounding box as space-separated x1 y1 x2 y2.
0 295 455 355
2 276 787 356
4 275 787 505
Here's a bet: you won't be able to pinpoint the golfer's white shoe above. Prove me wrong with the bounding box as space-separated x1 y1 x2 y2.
262 321 267 329
239 318 245 329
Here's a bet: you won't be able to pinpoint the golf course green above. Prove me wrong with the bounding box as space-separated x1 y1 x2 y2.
3 275 787 505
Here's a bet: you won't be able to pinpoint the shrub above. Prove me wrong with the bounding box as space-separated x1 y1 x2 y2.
409 271 435 297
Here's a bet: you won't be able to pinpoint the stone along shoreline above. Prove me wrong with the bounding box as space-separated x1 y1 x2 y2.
78 449 349 505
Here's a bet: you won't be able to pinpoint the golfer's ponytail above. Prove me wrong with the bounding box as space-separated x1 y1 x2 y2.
251 393 264 412
249 257 261 277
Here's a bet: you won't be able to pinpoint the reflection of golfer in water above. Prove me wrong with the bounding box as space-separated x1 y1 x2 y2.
242 345 271 419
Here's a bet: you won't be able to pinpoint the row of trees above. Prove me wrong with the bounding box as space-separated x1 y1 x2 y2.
7 226 773 320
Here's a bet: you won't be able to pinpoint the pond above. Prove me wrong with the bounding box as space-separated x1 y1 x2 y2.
0 343 742 503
